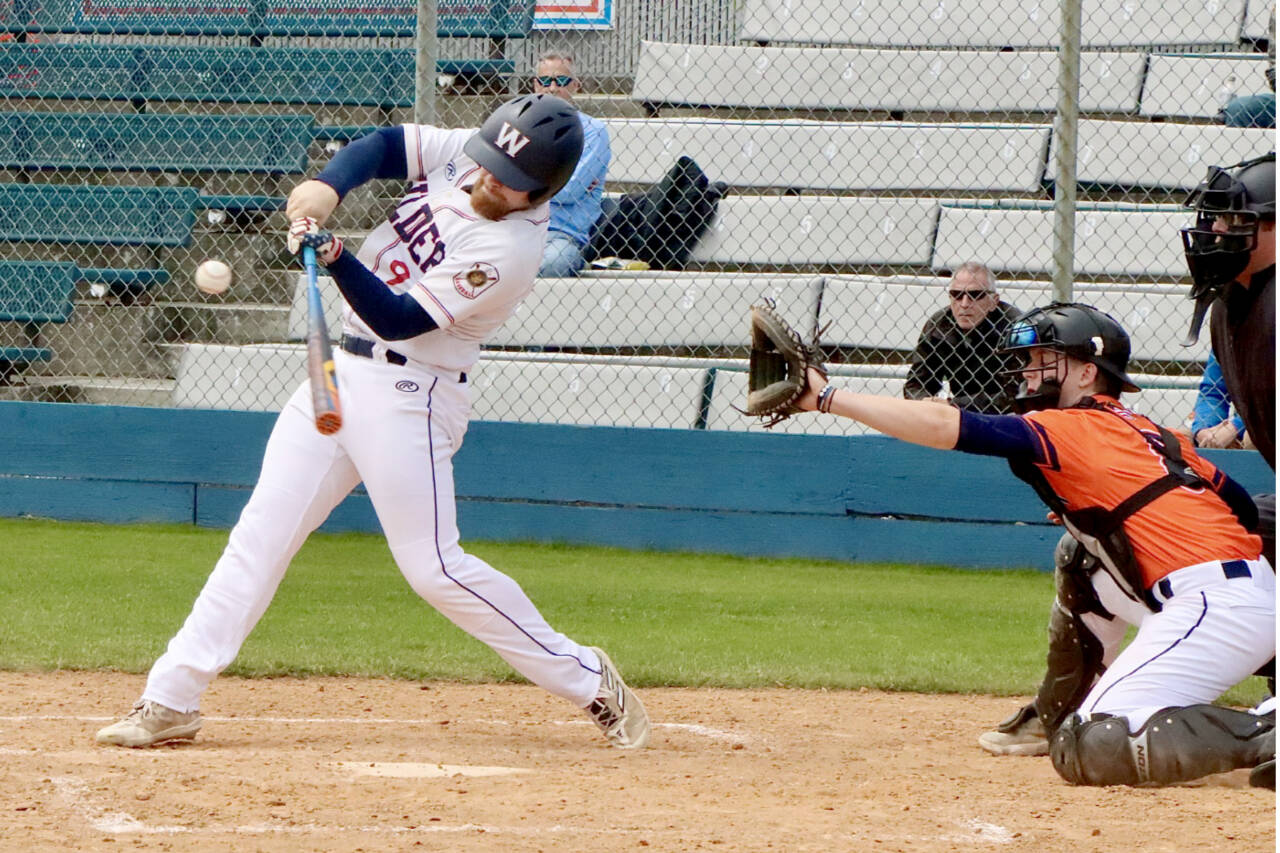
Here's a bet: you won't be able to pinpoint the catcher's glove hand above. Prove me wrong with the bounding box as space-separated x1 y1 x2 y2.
744 298 827 428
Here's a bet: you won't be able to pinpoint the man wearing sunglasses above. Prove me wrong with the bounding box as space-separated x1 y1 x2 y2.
532 51 612 277
789 302 1274 788
903 261 1021 413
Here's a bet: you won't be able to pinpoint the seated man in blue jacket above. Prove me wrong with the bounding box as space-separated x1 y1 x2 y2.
533 51 611 277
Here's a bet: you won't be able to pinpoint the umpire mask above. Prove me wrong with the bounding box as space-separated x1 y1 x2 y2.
1180 152 1276 345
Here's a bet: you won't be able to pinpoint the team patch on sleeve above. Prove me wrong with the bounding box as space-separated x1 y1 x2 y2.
453 262 500 299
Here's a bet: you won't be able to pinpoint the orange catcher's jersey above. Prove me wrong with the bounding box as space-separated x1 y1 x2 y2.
347 124 550 373
1022 397 1262 588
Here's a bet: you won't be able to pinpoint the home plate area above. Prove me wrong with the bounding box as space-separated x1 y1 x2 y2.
1 672 1270 853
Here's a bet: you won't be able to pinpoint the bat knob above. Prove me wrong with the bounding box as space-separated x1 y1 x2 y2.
315 413 343 435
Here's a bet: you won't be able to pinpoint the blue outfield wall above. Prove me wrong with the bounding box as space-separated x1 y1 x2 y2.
0 401 1273 570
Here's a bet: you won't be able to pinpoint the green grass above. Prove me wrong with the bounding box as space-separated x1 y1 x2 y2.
0 517 1266 705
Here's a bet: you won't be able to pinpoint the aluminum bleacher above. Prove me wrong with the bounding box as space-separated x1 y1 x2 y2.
603 118 1051 192
1066 119 1275 190
738 0 1247 48
932 201 1191 278
1140 53 1274 119
632 42 1145 113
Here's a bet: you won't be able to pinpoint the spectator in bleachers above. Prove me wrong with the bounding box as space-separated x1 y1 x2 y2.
903 262 1021 414
1174 351 1248 449
533 51 611 277
1221 9 1276 129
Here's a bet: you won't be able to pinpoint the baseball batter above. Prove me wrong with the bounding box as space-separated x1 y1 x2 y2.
788 303 1275 788
97 94 651 751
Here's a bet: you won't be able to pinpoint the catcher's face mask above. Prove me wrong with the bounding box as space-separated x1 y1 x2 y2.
1001 318 1069 412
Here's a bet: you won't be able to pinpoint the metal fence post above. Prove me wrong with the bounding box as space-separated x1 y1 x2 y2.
415 0 438 126
1052 0 1084 304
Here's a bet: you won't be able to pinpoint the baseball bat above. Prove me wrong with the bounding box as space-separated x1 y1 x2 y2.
303 246 343 435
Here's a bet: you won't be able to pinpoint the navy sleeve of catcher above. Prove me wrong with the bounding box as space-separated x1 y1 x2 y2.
1209 468 1260 531
326 250 438 340
954 410 1039 460
314 126 409 199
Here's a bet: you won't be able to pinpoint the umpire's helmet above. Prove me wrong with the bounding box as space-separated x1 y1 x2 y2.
463 94 584 205
1179 152 1276 343
999 303 1139 412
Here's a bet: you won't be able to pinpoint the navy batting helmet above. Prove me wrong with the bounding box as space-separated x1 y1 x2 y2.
999 303 1139 412
463 94 584 205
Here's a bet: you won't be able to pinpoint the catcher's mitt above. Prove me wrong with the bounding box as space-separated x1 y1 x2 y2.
744 298 827 428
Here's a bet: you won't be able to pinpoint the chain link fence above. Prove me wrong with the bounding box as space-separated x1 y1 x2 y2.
0 0 1272 436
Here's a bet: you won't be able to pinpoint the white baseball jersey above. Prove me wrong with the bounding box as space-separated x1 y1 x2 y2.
347 123 549 373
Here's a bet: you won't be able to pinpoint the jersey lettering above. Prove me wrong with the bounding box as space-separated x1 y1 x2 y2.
495 122 531 157
389 187 448 272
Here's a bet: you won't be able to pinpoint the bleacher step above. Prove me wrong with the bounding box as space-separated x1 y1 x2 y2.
157 302 292 346
0 376 175 406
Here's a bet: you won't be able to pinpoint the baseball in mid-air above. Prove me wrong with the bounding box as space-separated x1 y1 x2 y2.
195 259 233 295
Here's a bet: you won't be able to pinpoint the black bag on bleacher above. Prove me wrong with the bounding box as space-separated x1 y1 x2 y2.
585 156 726 270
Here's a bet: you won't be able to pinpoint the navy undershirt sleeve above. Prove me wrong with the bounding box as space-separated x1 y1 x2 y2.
1213 470 1260 531
954 410 1040 460
314 126 409 198
326 251 437 340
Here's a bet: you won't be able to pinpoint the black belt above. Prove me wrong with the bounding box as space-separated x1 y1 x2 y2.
339 335 466 382
1143 559 1253 612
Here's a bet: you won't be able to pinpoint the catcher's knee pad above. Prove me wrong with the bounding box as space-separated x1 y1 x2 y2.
1052 707 1276 786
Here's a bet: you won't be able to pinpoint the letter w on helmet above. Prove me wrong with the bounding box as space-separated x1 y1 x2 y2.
495 123 531 157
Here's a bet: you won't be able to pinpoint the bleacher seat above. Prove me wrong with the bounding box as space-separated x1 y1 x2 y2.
171 343 307 411
172 343 712 429
0 261 78 375
1066 119 1275 190
0 112 312 173
632 42 1144 112
1243 0 1273 40
492 275 821 348
1140 53 1273 119
689 195 939 266
738 0 1245 48
932 201 1190 278
603 119 1051 192
0 44 512 107
470 356 711 428
0 184 197 246
818 275 1211 362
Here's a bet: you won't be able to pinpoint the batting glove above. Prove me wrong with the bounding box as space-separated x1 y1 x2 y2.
287 216 344 265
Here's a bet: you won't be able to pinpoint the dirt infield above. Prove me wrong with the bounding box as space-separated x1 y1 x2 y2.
0 671 1272 852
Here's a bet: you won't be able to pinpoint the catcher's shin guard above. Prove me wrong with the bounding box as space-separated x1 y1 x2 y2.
1050 706 1276 786
1032 534 1110 733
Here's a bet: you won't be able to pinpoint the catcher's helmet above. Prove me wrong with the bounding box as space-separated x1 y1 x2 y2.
1179 152 1276 343
463 93 583 205
999 302 1139 412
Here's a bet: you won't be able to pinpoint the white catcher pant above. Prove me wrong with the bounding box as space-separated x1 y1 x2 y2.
1079 558 1276 731
144 351 604 713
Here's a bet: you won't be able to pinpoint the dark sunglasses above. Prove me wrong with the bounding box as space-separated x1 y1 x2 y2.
949 289 992 302
534 75 575 87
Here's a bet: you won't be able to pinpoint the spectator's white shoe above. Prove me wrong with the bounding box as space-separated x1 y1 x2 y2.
978 705 1049 756
96 700 202 747
584 647 651 749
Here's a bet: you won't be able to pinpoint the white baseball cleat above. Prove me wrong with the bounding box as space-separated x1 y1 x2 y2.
584 646 651 749
96 700 202 748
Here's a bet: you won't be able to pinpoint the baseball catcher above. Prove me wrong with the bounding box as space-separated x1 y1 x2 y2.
753 301 1274 788
744 298 826 428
